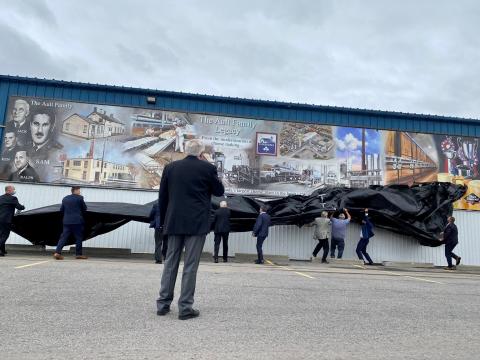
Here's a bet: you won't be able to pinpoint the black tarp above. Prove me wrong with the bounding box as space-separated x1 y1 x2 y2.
11 182 466 247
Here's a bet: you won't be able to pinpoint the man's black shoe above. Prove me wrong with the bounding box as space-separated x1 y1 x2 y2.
456 257 461 266
178 309 200 320
155 260 162 264
321 259 329 264
157 307 170 316
254 259 264 264
0 253 4 257
214 258 219 263
223 258 228 263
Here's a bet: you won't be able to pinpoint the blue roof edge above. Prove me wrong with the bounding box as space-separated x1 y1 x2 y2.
1 74 478 125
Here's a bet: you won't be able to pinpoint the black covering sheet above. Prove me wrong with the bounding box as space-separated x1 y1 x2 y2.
12 182 466 247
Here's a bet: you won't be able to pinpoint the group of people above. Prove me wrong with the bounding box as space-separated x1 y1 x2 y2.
0 139 464 321
0 184 87 259
1 98 62 182
149 188 271 265
309 208 375 265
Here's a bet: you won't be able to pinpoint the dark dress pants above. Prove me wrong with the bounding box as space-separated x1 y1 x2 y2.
157 235 206 315
154 229 168 262
213 232 229 260
256 236 267 261
330 237 345 258
356 237 373 264
313 238 329 261
55 224 84 255
445 242 459 267
0 222 12 254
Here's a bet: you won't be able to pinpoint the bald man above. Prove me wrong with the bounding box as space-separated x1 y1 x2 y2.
0 185 25 256
8 150 40 183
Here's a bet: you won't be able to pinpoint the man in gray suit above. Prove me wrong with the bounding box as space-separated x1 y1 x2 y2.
156 139 224 320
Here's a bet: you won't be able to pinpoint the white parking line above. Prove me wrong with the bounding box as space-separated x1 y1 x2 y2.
14 260 50 269
354 264 444 284
265 259 315 279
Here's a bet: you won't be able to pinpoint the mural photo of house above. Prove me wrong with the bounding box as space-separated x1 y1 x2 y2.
62 107 126 139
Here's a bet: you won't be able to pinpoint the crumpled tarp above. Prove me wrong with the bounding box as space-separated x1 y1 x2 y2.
11 182 466 247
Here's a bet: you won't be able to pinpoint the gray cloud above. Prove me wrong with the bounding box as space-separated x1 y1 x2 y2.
1 0 480 119
0 22 67 79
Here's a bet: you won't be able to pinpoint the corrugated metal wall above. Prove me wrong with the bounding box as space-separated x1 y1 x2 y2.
1 76 480 266
4 182 479 266
2 75 480 137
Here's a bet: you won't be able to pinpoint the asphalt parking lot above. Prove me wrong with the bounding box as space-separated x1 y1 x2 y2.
1 254 479 360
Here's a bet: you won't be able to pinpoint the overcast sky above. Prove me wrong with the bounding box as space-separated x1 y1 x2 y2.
1 0 480 119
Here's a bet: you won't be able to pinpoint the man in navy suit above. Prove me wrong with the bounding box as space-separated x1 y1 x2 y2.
0 185 25 256
150 202 168 264
53 186 88 260
252 205 271 264
441 216 461 270
156 139 224 320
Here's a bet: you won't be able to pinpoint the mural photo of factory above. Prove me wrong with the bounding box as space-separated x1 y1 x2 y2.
335 127 382 188
280 123 334 160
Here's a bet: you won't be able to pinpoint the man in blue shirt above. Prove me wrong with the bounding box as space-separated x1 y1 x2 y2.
330 208 351 259
356 208 374 265
252 205 271 264
53 186 88 260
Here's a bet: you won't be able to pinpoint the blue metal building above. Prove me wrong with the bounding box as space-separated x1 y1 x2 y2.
1 75 479 136
1 75 479 265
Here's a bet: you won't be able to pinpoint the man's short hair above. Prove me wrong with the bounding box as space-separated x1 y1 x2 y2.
5 185 13 193
71 186 81 193
449 216 455 223
184 139 205 157
4 123 16 135
30 107 56 129
260 205 268 212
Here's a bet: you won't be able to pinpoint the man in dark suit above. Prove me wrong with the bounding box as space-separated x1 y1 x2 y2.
53 186 88 260
0 127 18 176
213 200 231 263
252 205 271 264
150 202 167 264
441 216 461 270
9 98 31 146
8 150 40 183
156 139 224 320
0 185 25 256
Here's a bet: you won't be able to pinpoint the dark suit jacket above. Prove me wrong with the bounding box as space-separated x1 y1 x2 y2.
253 212 271 238
159 155 225 235
213 207 231 234
60 194 87 225
149 202 161 229
0 193 25 223
443 223 458 245
8 165 40 182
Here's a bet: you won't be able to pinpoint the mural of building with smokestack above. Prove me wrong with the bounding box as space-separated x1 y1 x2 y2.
61 140 136 186
336 127 382 187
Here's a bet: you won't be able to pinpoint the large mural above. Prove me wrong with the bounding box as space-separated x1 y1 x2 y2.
1 96 479 209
